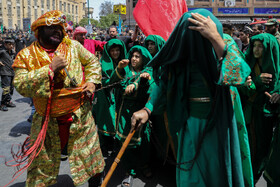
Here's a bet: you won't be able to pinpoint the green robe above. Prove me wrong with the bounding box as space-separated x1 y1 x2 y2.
144 35 166 56
240 33 280 181
115 45 154 171
145 9 253 187
144 35 176 161
92 39 127 138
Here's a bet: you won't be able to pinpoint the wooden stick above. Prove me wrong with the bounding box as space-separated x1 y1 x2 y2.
101 129 136 187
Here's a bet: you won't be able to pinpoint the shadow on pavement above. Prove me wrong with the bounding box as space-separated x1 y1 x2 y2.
10 182 25 187
50 174 75 187
9 121 31 137
15 97 31 105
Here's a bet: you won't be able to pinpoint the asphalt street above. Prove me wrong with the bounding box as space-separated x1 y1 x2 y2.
0 90 267 187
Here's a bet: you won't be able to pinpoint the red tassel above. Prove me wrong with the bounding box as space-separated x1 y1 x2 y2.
1 72 54 187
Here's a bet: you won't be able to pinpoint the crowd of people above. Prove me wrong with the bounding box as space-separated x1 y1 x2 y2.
1 8 280 187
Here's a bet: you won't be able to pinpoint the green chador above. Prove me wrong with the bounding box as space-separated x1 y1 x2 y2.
145 9 253 187
240 33 280 181
115 45 154 171
144 35 166 56
92 39 127 141
144 34 177 161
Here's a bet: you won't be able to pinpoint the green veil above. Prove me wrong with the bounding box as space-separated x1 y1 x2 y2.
144 35 166 55
147 9 247 187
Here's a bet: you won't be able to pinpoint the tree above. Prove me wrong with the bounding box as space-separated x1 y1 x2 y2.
79 18 100 27
99 13 119 29
99 1 113 16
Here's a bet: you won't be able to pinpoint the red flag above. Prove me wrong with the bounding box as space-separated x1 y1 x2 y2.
133 0 188 41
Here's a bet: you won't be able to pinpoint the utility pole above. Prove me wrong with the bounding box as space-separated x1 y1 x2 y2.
87 0 90 25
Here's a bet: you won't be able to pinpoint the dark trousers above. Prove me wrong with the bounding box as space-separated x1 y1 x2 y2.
1 75 14 105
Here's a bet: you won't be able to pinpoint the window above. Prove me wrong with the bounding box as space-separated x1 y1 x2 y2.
41 0 44 8
53 0 55 10
59 1 62 10
35 8 38 18
8 18 13 29
7 5 12 17
76 5 78 14
72 5 74 14
17 19 21 29
34 0 37 6
28 7 31 17
28 0 31 6
68 3 70 13
47 0 50 9
17 6 20 17
64 2 66 12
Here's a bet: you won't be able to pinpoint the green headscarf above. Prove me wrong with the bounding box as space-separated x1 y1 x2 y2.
147 9 245 186
144 35 166 56
100 39 127 77
245 33 280 93
127 45 153 69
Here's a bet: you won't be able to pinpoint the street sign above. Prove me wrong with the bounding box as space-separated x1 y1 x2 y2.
114 4 126 15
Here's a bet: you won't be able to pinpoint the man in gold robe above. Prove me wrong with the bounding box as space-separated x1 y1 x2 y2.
12 10 104 186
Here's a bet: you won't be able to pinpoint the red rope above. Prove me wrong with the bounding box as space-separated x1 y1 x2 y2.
1 67 54 187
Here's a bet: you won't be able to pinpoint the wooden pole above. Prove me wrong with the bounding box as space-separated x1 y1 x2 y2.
101 129 136 187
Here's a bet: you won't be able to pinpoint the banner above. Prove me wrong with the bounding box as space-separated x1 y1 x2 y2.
133 0 188 41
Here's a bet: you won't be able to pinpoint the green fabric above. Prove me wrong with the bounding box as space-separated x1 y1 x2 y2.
126 45 153 67
115 45 154 147
145 9 253 187
92 39 127 136
144 35 166 55
264 124 280 186
240 33 280 181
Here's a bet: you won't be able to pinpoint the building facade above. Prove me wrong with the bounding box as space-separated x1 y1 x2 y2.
125 0 280 27
0 0 87 30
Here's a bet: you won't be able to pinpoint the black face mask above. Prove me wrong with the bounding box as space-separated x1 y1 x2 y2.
38 26 63 47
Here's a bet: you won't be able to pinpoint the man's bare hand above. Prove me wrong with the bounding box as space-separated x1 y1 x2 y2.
117 59 129 69
188 13 220 41
140 72 151 80
0 61 4 66
124 84 135 95
265 92 280 104
131 109 150 131
260 73 272 85
50 54 68 72
244 76 252 86
82 82 96 98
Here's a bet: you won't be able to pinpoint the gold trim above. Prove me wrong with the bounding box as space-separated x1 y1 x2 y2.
164 112 177 160
116 130 141 142
98 128 116 136
264 171 274 183
115 68 124 79
189 97 211 102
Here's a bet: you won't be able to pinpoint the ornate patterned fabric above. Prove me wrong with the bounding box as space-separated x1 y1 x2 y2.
31 10 68 38
12 39 104 186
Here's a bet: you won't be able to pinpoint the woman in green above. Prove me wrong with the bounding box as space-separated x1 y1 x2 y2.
131 9 253 187
144 35 177 162
144 35 166 57
115 45 154 186
92 39 129 156
240 33 280 183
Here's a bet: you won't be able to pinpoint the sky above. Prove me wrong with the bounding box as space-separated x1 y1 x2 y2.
89 0 126 20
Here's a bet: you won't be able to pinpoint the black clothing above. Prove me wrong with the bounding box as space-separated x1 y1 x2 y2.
106 35 133 50
1 75 14 105
0 48 15 76
15 37 26 54
25 34 37 47
242 43 249 54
